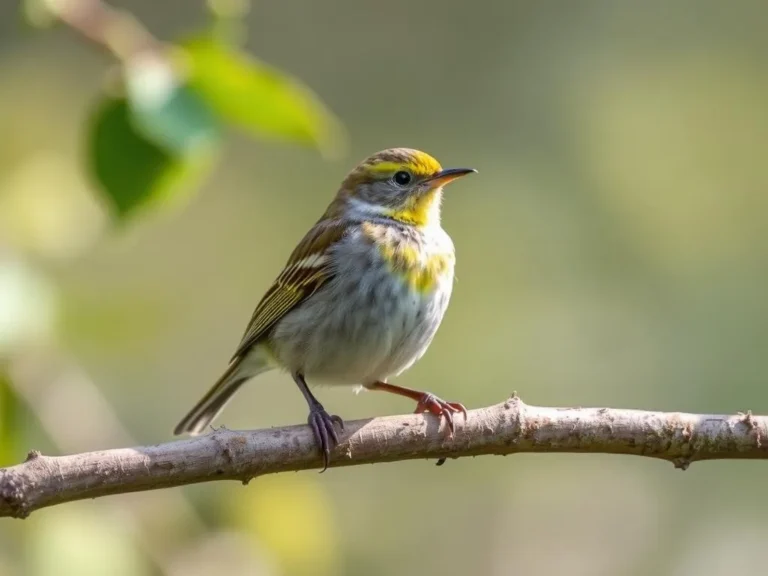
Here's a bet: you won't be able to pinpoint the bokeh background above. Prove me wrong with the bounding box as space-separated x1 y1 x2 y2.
2 1 768 574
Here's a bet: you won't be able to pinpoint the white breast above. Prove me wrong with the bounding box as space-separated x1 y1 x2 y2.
269 225 455 385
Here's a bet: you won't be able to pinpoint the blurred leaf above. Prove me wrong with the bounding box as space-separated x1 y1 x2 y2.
224 475 340 576
124 54 222 156
26 506 147 576
0 258 58 355
207 0 250 20
180 36 346 156
205 0 250 45
0 152 105 261
86 94 217 220
0 371 19 467
21 0 57 29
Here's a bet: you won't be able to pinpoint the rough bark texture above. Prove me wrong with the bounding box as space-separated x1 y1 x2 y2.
1 396 766 519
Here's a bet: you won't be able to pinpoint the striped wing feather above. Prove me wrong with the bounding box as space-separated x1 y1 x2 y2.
231 221 347 359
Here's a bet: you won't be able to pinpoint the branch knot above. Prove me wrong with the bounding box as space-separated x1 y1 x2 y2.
0 469 30 519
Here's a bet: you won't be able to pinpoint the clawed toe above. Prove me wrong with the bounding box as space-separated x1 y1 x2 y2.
307 407 344 472
414 393 467 436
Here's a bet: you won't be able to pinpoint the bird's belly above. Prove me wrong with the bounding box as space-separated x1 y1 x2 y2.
269 261 453 385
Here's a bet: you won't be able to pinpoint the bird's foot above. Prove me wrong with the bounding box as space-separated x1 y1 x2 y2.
307 405 344 472
413 393 467 436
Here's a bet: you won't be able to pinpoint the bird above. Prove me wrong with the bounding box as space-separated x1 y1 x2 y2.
174 148 476 470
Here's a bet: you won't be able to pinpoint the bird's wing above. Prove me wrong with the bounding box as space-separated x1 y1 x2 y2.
231 221 348 360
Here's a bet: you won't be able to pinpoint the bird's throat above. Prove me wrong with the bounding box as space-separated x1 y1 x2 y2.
386 188 442 227
362 220 453 294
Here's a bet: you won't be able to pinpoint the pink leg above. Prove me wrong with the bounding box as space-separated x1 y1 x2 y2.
367 382 467 436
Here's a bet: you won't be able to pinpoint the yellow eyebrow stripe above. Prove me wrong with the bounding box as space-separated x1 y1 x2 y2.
365 154 442 178
367 162 410 174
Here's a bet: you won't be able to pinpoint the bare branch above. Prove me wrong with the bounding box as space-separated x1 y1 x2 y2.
1 396 766 519
45 0 160 60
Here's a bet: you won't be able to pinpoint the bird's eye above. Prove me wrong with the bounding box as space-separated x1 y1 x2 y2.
393 171 412 186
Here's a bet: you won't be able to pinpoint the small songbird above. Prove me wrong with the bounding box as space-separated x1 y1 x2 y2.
174 148 476 469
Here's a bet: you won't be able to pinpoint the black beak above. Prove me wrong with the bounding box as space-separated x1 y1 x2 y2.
426 167 477 187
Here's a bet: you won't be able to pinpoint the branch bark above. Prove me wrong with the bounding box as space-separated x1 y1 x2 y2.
46 0 160 60
1 395 766 519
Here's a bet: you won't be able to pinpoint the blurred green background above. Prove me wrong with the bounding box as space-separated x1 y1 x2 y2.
2 1 768 575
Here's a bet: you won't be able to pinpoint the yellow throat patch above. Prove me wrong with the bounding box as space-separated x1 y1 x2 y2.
363 223 453 293
360 150 445 227
386 187 441 227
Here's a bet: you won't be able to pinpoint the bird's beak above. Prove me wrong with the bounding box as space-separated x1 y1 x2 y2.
426 167 477 188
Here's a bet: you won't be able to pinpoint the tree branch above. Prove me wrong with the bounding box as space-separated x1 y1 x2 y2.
1 395 766 519
45 0 160 60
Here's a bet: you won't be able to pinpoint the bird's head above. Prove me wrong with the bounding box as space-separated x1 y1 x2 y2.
328 148 476 227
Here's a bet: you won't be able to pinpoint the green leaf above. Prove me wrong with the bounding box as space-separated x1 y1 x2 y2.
21 0 57 29
180 37 346 156
86 94 217 220
124 56 222 156
0 371 19 467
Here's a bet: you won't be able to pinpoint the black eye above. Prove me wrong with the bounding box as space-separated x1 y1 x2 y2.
393 171 412 186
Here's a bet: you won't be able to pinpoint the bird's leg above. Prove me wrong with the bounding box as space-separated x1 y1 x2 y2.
366 381 467 436
292 372 344 472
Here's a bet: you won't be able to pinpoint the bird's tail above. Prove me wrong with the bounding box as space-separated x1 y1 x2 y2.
173 351 271 436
